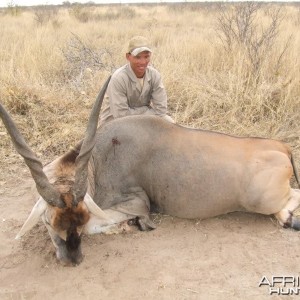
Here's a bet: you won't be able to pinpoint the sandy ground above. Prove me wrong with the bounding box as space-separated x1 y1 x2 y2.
1 165 300 300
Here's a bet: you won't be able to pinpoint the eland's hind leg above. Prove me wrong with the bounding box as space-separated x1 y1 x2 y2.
275 189 300 230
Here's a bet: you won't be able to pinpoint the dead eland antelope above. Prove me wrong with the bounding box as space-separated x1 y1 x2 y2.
1 76 300 265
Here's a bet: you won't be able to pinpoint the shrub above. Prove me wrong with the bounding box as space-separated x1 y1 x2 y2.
215 3 291 83
6 1 22 16
69 4 92 23
33 5 59 26
61 33 116 90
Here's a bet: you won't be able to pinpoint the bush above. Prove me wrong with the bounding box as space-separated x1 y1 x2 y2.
33 5 59 25
215 3 291 83
61 33 116 90
69 4 93 23
6 1 22 16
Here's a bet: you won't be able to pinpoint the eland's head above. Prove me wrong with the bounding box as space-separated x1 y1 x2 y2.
0 77 111 265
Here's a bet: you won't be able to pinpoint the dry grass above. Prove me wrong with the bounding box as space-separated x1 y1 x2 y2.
0 3 299 174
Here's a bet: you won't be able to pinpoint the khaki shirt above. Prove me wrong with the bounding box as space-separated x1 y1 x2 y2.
100 64 168 123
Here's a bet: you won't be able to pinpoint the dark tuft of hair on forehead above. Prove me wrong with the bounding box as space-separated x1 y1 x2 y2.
53 199 90 232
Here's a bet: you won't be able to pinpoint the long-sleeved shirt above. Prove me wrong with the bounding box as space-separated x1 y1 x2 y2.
99 63 168 124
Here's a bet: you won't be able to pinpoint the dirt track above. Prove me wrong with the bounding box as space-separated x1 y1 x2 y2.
1 166 300 300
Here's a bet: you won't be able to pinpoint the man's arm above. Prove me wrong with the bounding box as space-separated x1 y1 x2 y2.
149 72 168 116
108 77 153 118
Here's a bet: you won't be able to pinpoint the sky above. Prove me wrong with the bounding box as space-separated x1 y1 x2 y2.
2 0 296 8
2 0 185 6
1 0 297 7
3 0 112 6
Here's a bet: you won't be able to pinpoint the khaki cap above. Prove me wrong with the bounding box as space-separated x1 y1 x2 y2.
127 36 152 56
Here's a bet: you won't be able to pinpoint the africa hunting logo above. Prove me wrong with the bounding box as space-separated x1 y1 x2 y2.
259 276 300 295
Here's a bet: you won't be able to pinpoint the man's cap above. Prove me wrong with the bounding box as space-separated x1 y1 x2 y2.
127 36 152 56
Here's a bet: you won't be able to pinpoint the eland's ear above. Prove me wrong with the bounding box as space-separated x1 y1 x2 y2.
15 197 47 239
83 193 111 220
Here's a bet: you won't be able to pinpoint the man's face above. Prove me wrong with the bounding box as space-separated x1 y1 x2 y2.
126 51 151 78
